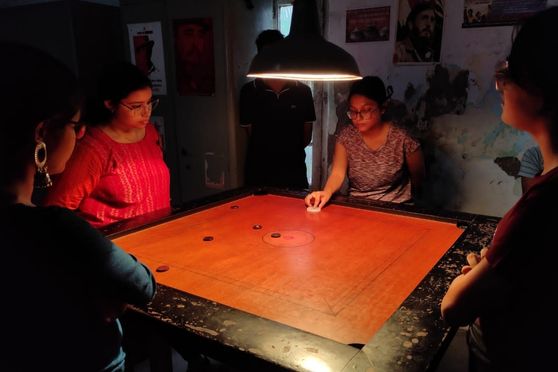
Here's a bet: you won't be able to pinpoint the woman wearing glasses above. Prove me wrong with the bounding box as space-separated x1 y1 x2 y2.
441 7 558 371
45 62 170 228
1 43 155 372
305 76 425 208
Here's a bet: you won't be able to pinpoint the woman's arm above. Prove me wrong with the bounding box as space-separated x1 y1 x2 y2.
441 257 509 326
55 208 156 321
305 142 348 208
64 208 156 304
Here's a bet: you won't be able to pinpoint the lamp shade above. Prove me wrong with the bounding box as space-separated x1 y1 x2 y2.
247 0 361 81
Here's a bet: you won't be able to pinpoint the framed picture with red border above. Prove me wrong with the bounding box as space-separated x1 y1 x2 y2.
346 7 391 43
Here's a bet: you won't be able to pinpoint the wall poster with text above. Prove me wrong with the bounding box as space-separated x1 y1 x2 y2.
463 0 547 27
127 22 167 95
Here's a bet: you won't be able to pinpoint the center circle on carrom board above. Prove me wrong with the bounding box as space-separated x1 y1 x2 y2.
262 230 314 248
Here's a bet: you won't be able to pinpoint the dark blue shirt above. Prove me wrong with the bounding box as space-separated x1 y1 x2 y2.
1 204 156 372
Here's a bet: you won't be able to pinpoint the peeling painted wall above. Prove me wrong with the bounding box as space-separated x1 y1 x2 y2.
324 0 557 217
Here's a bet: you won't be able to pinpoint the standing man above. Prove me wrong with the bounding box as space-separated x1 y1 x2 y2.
394 3 438 63
240 30 316 189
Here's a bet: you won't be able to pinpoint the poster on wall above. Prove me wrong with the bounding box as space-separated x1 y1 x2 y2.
393 0 445 65
127 22 167 95
346 7 390 42
174 18 215 96
463 0 547 27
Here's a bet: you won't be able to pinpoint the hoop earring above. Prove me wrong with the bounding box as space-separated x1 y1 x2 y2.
34 141 52 188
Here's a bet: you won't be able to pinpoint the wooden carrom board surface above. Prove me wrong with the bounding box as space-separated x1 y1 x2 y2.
113 195 463 344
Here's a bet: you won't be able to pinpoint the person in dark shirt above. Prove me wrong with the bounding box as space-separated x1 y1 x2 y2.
441 7 558 372
239 30 316 189
0 42 156 372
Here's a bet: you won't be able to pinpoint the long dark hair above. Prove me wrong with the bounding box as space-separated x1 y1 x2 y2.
0 42 80 201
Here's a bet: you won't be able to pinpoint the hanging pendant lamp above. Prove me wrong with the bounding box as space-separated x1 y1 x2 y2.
247 0 362 81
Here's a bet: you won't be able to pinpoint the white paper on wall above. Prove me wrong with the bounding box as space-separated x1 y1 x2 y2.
127 22 168 95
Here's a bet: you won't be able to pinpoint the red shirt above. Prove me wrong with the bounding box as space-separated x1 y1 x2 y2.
45 124 170 228
482 166 558 371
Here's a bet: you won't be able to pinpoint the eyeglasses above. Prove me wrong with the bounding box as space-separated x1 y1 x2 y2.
68 120 86 139
119 98 159 115
346 107 380 120
494 59 510 91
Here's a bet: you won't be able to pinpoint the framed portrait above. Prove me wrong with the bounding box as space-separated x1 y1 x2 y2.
462 0 547 28
394 0 445 65
127 22 167 95
174 18 215 96
346 7 391 43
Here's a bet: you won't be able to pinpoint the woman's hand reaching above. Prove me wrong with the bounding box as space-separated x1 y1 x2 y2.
304 190 332 209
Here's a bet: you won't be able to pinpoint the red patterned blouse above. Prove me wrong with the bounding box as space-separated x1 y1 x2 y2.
45 123 170 228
